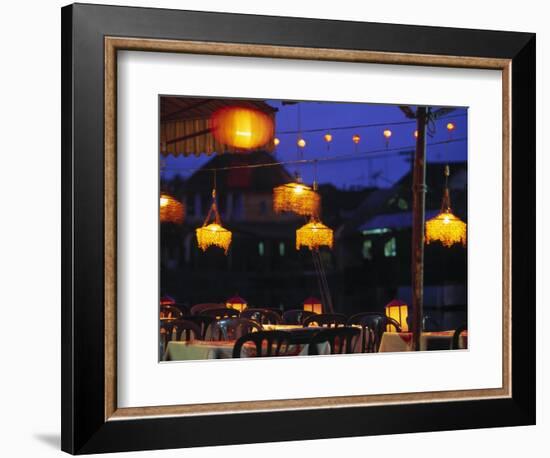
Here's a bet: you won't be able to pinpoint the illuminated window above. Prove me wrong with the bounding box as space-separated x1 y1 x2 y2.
258 241 265 256
362 239 373 260
384 237 397 257
278 242 285 257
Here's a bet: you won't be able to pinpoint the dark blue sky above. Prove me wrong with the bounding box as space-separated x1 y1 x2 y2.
163 100 468 189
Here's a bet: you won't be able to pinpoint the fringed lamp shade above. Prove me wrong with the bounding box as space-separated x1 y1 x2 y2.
385 299 408 332
196 223 232 254
160 193 185 224
296 220 334 250
196 190 232 254
273 182 321 217
226 295 248 312
211 106 274 151
425 188 467 248
303 296 322 314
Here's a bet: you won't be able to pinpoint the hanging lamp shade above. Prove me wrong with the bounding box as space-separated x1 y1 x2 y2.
226 295 248 312
160 193 185 224
273 181 321 217
425 166 467 248
385 299 409 332
196 189 232 254
296 218 334 250
211 106 274 150
303 296 323 314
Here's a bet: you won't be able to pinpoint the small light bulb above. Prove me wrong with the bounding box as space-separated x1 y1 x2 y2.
447 122 455 131
414 130 418 138
352 134 361 144
324 133 333 143
383 129 392 139
297 138 306 148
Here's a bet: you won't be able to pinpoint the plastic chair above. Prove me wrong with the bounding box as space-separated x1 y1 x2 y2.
198 307 240 320
183 315 215 339
232 331 291 358
303 313 347 328
207 318 262 341
159 305 183 320
452 324 468 350
190 302 225 315
240 308 282 325
347 313 401 352
307 327 361 355
282 309 317 325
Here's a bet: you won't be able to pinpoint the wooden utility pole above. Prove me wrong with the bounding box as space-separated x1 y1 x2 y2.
411 107 428 351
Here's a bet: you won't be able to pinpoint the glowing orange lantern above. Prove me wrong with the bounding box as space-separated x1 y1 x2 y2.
303 296 323 314
446 122 456 132
352 134 361 144
160 193 185 224
296 218 334 250
297 138 306 148
383 129 392 139
385 299 409 332
211 106 274 150
414 130 418 138
425 166 467 248
324 133 333 143
226 295 248 312
273 181 320 217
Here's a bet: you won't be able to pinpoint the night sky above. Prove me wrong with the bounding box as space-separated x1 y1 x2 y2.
163 100 468 188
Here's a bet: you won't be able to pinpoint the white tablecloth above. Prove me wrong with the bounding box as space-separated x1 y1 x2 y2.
379 331 468 352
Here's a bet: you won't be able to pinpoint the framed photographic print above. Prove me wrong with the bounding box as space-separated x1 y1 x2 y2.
61 3 536 454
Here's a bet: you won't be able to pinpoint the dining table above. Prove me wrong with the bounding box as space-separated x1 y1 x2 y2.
163 324 364 361
378 330 468 352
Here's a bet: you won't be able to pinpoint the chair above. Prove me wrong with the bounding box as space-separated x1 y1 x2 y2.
240 308 282 325
282 309 317 325
307 327 361 355
199 307 240 320
169 319 202 341
303 313 347 328
347 313 401 352
160 320 197 356
207 318 262 341
184 315 215 339
452 324 468 350
159 305 183 320
190 302 225 315
232 331 291 358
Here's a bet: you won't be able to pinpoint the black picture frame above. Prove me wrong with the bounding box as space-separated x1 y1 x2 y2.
61 3 535 454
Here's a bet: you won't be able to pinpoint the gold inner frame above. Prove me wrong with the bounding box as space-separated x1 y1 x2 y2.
104 37 512 421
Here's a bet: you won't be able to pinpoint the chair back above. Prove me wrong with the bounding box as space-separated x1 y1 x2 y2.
347 312 401 352
282 309 317 325
190 302 225 315
452 324 468 350
160 305 184 320
303 313 347 328
199 307 240 320
207 318 262 341
184 315 215 339
169 319 202 341
307 327 361 355
240 308 282 325
232 331 291 358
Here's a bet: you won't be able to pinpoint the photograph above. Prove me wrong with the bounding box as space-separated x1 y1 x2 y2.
158 96 469 361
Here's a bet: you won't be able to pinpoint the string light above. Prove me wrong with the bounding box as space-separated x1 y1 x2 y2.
383 129 392 148
297 138 306 148
352 134 361 144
